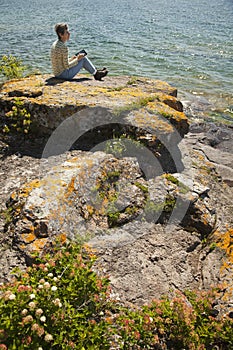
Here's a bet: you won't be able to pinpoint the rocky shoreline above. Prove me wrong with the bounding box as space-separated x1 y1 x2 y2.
0 75 232 317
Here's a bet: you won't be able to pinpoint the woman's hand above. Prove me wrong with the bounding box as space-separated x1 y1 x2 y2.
76 53 86 61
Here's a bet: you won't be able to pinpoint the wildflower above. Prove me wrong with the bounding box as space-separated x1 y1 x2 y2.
17 285 28 292
22 315 33 324
43 282 50 289
35 308 43 316
4 291 16 301
29 293 35 299
53 277 58 282
37 326 45 337
89 319 96 325
4 291 11 300
53 298 62 307
21 309 28 316
39 279 45 284
8 294 16 300
38 348 43 350
134 331 140 340
51 286 57 292
44 333 53 342
38 284 43 289
48 273 53 278
22 336 32 345
28 301 36 310
31 323 40 332
40 316 46 323
68 341 75 348
0 344 7 350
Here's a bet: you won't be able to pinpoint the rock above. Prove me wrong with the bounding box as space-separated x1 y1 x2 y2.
0 75 233 315
94 224 222 305
187 123 233 187
3 148 218 261
0 75 189 175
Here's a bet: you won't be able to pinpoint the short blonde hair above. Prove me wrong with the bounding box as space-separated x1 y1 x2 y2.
54 23 68 39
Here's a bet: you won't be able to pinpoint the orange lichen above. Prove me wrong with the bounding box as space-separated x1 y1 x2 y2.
216 228 233 272
83 243 96 258
65 177 76 198
21 232 36 244
30 238 48 252
19 179 42 198
57 233 67 244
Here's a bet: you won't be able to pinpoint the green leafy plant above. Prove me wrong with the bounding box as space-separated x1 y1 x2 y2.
3 98 31 135
0 55 26 80
0 241 232 350
0 242 111 350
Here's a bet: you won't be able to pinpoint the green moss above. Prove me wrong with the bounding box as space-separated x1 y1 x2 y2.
2 206 14 227
107 211 120 227
126 76 138 85
164 174 190 195
135 181 148 194
144 200 164 216
144 194 176 222
165 174 180 185
163 195 176 212
112 95 158 116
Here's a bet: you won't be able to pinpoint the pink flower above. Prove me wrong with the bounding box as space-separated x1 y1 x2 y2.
22 315 33 324
0 344 7 350
37 326 45 337
28 301 36 310
22 336 32 345
17 285 31 292
31 323 40 332
35 308 43 316
4 291 16 301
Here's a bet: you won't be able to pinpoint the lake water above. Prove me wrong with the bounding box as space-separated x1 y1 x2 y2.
1 0 233 123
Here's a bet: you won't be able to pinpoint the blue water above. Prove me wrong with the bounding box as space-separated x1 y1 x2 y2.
1 0 233 122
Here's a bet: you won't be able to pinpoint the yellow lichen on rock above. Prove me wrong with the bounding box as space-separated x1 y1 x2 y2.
216 228 233 271
0 73 189 136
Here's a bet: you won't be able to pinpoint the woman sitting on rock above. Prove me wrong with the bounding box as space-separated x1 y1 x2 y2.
50 23 108 81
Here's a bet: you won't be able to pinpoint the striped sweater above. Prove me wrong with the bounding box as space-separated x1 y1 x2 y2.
50 39 78 77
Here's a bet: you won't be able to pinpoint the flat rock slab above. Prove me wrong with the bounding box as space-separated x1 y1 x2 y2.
0 74 188 137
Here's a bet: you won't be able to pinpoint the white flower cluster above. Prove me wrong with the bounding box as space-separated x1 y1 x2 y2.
52 298 62 308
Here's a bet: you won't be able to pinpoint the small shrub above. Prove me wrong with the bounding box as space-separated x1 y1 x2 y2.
0 241 232 350
0 242 111 349
3 98 31 135
0 55 26 80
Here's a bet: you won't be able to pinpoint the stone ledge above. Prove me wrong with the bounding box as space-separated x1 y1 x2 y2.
0 74 188 135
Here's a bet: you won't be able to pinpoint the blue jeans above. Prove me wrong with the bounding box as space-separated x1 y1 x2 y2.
56 56 96 80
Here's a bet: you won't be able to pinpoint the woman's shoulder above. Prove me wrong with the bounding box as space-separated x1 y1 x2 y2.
52 40 66 49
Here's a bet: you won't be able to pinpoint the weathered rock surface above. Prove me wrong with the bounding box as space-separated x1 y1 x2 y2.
0 74 187 134
0 75 188 173
0 75 232 315
4 150 217 261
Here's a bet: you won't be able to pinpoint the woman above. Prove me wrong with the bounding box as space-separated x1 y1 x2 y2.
50 23 108 81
